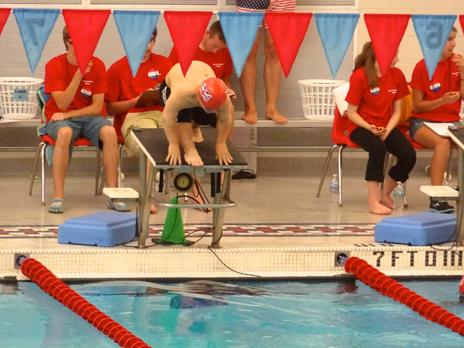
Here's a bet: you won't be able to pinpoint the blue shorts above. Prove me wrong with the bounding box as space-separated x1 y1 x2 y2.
409 118 461 140
46 116 111 148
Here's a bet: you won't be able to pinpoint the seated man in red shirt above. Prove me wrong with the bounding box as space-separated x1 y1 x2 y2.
106 28 174 157
44 27 125 214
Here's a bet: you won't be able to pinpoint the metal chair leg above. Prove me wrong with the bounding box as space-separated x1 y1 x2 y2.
95 148 102 196
117 144 123 188
41 144 47 205
316 144 338 197
29 142 45 196
337 146 345 206
445 149 453 184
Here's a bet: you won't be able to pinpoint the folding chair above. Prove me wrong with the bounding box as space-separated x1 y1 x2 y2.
28 86 103 204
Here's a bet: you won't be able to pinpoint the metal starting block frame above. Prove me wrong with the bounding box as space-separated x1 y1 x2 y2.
131 128 248 248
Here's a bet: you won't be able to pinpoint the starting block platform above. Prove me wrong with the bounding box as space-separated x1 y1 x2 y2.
58 211 137 247
375 212 456 246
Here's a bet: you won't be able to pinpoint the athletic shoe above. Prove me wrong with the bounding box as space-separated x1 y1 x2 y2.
430 199 455 214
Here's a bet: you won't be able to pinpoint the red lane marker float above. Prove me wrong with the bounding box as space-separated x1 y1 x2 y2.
344 256 464 335
20 258 152 348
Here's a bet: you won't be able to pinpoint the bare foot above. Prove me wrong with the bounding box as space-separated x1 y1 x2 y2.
266 110 288 124
191 127 203 143
369 202 392 215
242 110 258 124
184 149 203 167
381 195 394 210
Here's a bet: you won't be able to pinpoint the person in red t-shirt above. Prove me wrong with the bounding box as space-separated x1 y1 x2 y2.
410 27 464 213
44 27 125 214
106 28 174 157
169 21 233 86
346 42 416 215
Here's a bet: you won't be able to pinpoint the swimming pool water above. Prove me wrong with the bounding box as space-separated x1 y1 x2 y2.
0 280 463 347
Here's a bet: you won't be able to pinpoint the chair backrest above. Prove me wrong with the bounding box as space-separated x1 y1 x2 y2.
36 85 50 136
331 108 350 145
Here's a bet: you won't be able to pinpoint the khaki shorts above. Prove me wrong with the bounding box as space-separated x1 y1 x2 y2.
121 110 163 157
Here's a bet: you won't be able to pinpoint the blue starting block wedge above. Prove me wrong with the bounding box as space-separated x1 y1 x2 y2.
58 212 136 247
375 212 456 246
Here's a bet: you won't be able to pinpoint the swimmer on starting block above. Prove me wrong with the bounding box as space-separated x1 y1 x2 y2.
143 60 234 166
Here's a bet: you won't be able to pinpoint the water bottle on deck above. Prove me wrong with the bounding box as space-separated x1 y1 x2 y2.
392 182 405 211
329 174 339 193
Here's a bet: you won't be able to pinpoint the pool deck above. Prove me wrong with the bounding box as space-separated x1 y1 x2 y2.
0 175 463 280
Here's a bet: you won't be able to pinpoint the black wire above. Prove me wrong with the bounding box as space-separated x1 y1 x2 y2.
429 226 458 251
207 246 262 278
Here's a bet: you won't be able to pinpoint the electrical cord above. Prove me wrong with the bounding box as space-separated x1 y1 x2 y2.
207 246 262 278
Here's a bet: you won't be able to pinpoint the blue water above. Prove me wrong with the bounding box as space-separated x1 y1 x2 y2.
0 280 463 347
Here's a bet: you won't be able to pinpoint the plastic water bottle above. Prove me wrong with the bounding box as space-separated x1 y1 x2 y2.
392 182 405 211
329 174 339 193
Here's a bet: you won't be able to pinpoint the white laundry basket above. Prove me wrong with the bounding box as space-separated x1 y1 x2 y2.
298 79 346 120
0 77 43 119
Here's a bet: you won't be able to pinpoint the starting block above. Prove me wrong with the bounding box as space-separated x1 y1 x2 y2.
58 211 136 247
375 212 456 246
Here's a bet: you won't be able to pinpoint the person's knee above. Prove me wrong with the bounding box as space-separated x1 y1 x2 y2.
55 127 73 145
100 126 117 144
264 40 278 59
435 137 451 155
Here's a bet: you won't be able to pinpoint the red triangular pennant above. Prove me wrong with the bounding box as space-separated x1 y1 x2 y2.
62 9 110 73
460 15 464 36
0 8 10 35
265 12 312 78
364 14 410 76
164 11 212 75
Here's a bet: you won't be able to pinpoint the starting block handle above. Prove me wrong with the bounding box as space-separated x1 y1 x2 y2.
158 200 236 209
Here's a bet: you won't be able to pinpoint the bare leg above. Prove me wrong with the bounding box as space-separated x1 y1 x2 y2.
367 181 392 215
413 126 450 185
178 123 203 166
381 175 397 209
264 29 287 124
239 31 260 124
191 124 204 143
52 127 73 199
100 126 119 187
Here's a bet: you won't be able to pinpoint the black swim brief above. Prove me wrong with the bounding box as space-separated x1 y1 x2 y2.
177 107 217 128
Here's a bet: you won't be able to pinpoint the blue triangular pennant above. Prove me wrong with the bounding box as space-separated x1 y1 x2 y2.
14 9 59 73
315 13 359 78
412 15 457 80
113 10 160 76
218 12 263 76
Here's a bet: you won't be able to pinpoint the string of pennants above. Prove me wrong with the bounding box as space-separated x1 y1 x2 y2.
0 9 464 80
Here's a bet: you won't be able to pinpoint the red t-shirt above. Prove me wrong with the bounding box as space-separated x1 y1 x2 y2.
345 67 409 134
410 58 461 122
169 47 233 79
44 54 107 123
106 53 173 136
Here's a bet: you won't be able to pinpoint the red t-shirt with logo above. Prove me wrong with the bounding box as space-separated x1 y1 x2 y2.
106 53 173 136
169 47 233 79
345 67 409 135
410 58 461 122
44 54 107 123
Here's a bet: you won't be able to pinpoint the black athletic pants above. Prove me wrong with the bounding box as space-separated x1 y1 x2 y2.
349 127 416 183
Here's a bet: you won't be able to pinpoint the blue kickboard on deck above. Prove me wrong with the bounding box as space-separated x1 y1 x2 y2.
375 212 456 246
58 212 136 247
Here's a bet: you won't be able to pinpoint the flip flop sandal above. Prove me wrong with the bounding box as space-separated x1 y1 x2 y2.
48 198 64 214
232 169 256 180
107 199 130 212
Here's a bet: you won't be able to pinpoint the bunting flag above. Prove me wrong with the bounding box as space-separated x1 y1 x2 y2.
113 10 160 76
219 12 263 77
364 14 410 76
0 8 10 35
315 13 359 78
14 9 59 73
164 11 212 75
62 9 110 74
460 15 464 37
412 14 457 80
265 12 312 78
